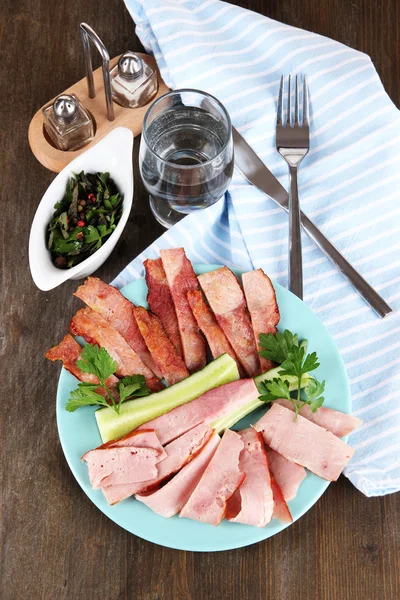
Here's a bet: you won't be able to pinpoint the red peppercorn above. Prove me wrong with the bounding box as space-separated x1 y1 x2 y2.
77 220 85 227
88 193 96 203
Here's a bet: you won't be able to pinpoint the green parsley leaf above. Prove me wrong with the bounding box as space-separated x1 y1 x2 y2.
258 378 291 403
65 344 150 415
304 378 325 412
117 375 150 404
65 383 109 412
83 225 100 243
76 344 118 381
257 329 325 420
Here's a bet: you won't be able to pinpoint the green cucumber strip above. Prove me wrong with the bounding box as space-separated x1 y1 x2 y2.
95 354 240 443
212 369 311 434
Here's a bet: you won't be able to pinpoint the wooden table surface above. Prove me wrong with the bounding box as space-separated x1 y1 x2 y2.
1 1 399 599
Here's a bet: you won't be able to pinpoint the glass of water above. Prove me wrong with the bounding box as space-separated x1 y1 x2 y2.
139 89 234 228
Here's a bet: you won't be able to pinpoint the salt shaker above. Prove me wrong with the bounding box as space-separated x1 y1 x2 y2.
42 94 94 151
110 51 158 109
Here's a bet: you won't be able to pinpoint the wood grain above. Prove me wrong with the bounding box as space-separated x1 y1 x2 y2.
1 1 399 600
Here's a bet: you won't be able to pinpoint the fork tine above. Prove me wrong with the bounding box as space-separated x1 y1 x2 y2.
294 75 299 125
277 75 284 125
303 75 309 125
287 75 292 127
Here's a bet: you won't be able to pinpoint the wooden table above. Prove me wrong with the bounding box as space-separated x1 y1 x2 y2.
1 1 399 599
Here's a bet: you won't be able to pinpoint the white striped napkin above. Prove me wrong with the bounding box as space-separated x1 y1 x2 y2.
114 0 400 496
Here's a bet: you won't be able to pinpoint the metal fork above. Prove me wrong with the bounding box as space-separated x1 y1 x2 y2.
276 75 309 300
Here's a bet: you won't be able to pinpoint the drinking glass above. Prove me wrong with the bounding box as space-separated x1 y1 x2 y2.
139 89 234 228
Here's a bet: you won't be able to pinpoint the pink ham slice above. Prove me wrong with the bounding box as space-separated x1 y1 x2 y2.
144 258 183 358
270 474 293 523
137 379 259 445
82 430 167 489
275 399 362 438
226 428 274 527
133 306 189 386
160 248 206 373
74 277 161 377
83 447 161 488
45 334 119 399
187 289 244 376
255 404 355 481
97 428 167 456
180 429 246 526
69 307 162 392
242 269 280 373
101 424 213 505
266 447 306 501
136 433 220 518
198 267 261 377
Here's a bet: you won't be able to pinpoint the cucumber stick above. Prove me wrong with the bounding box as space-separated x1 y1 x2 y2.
212 368 311 434
96 354 240 443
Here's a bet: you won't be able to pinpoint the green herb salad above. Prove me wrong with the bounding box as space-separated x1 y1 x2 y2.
47 171 123 269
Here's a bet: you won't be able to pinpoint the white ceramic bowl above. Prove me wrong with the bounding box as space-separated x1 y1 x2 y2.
29 127 134 291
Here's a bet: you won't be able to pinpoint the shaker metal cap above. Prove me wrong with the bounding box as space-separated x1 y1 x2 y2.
118 51 143 80
53 94 78 120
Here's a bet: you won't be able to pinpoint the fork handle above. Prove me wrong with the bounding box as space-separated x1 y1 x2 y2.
289 165 303 299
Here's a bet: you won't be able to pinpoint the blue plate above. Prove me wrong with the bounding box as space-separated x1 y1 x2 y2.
56 265 351 552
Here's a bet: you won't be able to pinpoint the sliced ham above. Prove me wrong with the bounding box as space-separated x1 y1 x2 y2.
136 433 220 518
144 258 183 358
160 248 206 373
82 429 166 489
270 474 293 523
133 306 189 386
198 267 261 377
267 447 306 501
45 334 118 398
242 269 280 373
83 446 161 488
180 429 246 526
97 429 167 458
255 404 355 481
74 277 161 376
69 307 162 392
137 379 259 445
187 289 244 376
101 424 213 505
275 399 362 438
226 428 274 527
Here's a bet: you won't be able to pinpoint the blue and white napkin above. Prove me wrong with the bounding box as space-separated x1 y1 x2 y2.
114 0 400 496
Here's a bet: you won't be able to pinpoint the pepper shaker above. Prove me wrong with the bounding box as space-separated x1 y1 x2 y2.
42 94 94 151
110 51 158 109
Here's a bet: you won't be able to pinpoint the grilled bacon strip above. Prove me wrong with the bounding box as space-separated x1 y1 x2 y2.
160 248 206 373
187 289 244 375
69 308 162 392
74 277 161 377
242 269 280 373
144 258 183 358
198 267 261 377
133 306 189 386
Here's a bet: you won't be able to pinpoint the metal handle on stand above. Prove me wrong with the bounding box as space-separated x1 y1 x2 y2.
79 23 114 121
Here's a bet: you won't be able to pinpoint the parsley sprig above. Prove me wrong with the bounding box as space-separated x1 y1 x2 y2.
65 344 149 414
257 329 325 419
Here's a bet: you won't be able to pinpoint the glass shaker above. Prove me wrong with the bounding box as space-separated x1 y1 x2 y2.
42 94 94 151
110 51 158 109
